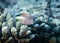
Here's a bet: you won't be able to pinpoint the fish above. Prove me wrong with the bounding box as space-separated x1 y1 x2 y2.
20 11 34 25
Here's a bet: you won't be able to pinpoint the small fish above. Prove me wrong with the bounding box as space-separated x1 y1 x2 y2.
20 11 34 25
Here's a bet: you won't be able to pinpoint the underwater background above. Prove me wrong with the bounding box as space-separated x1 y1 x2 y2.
0 0 60 43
